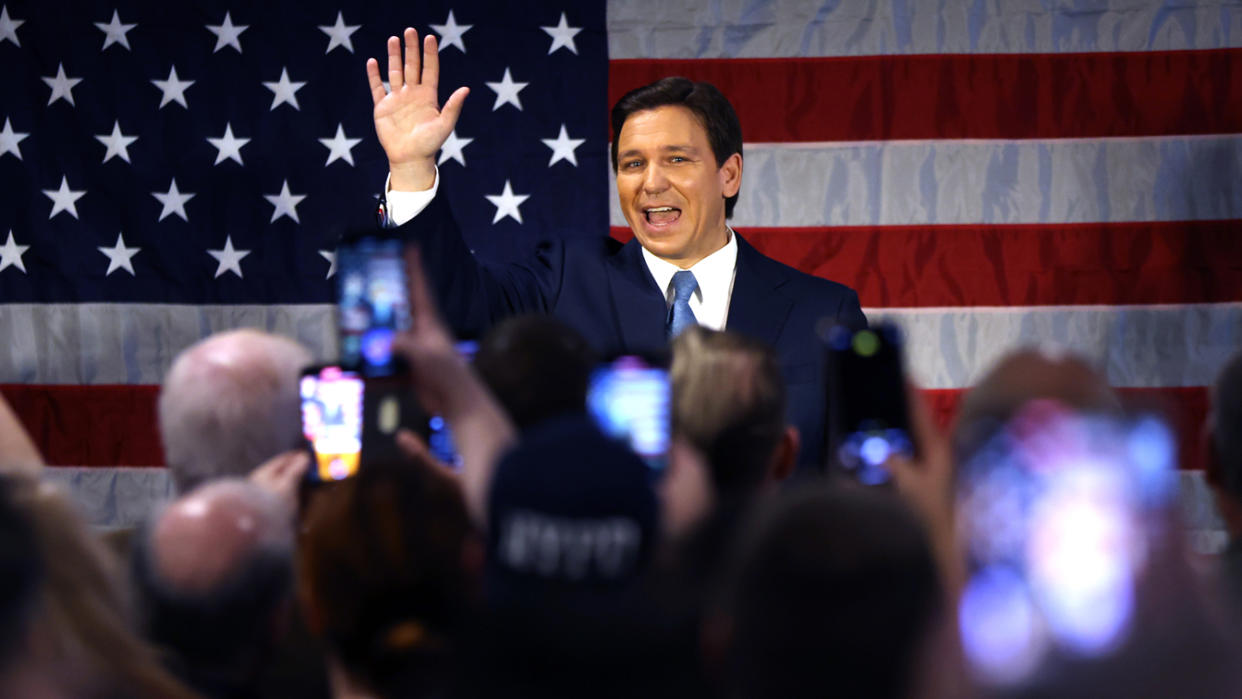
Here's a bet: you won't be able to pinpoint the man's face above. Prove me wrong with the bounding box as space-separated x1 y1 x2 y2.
615 106 741 268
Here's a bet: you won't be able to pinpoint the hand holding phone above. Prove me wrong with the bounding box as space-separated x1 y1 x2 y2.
823 323 917 484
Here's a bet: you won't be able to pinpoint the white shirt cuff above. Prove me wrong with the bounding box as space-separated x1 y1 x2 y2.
383 166 440 226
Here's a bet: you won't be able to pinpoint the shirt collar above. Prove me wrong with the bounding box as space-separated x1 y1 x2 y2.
641 228 739 303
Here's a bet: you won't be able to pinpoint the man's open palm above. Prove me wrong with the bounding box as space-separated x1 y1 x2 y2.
366 28 469 172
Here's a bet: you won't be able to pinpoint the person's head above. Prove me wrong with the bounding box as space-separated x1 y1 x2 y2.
714 484 943 699
0 475 43 691
611 77 743 267
0 471 197 698
473 315 598 430
159 328 312 493
133 479 295 696
953 347 1120 462
671 327 797 498
298 460 476 699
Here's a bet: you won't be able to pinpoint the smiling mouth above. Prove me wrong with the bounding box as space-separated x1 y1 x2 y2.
644 206 681 226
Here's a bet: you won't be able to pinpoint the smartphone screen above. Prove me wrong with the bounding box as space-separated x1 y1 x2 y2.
337 236 410 377
824 323 915 484
301 366 364 481
587 356 671 471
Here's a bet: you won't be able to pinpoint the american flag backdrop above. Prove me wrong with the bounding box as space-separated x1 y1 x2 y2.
1 0 1240 528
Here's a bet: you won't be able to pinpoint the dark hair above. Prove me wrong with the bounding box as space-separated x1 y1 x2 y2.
671 327 786 494
720 485 942 699
298 461 474 698
132 522 293 695
0 476 42 672
610 77 744 218
1213 352 1242 498
474 315 598 430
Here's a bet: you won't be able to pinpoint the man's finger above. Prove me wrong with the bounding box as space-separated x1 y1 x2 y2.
403 27 420 86
422 33 440 94
365 58 387 107
386 35 404 91
440 86 470 128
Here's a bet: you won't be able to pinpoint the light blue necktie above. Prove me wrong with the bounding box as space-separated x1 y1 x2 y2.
666 270 699 338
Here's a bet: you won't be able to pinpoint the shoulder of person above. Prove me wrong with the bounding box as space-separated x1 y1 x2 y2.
735 231 858 303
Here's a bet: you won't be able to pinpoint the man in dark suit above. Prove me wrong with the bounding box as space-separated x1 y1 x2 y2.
364 29 866 466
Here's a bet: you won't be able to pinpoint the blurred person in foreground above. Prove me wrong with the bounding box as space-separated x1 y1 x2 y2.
132 479 298 699
710 484 944 699
1 470 199 698
298 455 477 699
391 250 681 697
942 350 1240 697
159 329 312 494
1206 351 1242 606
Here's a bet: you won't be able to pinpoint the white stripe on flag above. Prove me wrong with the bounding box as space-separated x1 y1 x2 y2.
609 135 1242 228
607 0 1242 58
872 303 1242 389
4 302 1239 391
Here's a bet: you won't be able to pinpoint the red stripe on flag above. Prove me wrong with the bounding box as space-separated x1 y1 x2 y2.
611 220 1242 307
1 384 1209 471
1 385 165 467
609 49 1242 141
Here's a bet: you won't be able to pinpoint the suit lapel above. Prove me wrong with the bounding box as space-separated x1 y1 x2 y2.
606 238 669 353
727 233 794 349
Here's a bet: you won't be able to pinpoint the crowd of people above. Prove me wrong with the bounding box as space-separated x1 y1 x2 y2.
1 251 1241 698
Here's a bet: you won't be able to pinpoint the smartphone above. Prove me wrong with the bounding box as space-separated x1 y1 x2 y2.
955 406 1175 685
587 355 671 471
336 232 410 377
300 365 364 482
823 323 916 484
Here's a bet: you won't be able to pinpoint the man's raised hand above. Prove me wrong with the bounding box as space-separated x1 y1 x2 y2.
366 28 469 191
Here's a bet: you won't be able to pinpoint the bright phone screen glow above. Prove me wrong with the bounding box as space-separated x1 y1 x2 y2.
587 356 671 470
300 367 364 481
337 238 410 376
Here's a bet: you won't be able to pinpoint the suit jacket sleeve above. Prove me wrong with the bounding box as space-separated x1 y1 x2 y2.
393 193 564 339
837 288 868 331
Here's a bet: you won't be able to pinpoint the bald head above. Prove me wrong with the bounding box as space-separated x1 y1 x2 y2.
136 479 295 691
955 347 1119 456
159 329 312 493
151 480 291 594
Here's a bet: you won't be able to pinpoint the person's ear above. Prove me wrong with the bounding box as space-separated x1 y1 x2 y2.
718 152 742 198
766 426 799 484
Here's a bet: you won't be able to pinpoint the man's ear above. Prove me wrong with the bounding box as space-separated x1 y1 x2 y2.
718 152 742 198
766 426 800 485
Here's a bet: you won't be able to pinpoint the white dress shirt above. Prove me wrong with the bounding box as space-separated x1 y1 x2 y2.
384 168 740 330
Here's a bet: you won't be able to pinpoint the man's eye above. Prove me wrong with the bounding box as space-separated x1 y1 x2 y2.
669 156 687 163
622 160 642 169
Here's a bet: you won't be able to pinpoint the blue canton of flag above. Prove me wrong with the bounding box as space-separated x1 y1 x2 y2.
0 0 609 305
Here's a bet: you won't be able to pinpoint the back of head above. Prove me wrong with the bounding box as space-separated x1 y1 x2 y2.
3 471 197 698
133 479 294 696
473 315 597 430
0 475 42 676
298 460 474 698
610 77 743 217
159 329 312 492
1211 351 1242 498
720 484 942 699
954 348 1119 461
672 327 787 496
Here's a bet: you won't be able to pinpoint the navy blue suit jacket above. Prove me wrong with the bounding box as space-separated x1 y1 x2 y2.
398 194 868 467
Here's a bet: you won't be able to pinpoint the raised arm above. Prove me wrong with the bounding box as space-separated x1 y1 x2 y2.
366 28 470 192
0 390 43 471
